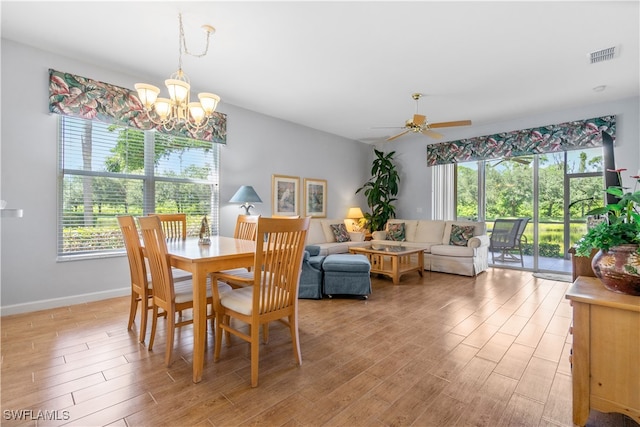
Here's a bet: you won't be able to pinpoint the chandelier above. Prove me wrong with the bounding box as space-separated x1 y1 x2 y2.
135 13 221 132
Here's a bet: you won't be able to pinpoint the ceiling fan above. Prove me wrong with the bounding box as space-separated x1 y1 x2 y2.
375 93 472 141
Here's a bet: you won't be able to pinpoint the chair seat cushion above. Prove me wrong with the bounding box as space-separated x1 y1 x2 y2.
221 285 290 315
218 268 253 281
174 280 232 304
322 254 371 273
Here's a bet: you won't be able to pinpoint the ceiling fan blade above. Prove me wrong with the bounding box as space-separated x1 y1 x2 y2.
387 130 410 141
429 120 472 129
413 114 426 126
422 129 444 139
371 126 406 129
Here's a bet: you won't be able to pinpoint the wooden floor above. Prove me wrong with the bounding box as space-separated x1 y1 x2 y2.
2 268 638 427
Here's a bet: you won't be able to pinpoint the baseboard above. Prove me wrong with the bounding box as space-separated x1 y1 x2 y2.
1 287 130 316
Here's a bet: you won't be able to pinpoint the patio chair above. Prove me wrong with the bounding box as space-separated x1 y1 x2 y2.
490 218 529 267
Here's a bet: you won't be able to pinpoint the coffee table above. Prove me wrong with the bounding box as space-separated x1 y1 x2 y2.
349 243 427 285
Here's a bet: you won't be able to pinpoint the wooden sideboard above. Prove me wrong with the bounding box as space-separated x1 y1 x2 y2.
567 247 597 282
565 276 640 426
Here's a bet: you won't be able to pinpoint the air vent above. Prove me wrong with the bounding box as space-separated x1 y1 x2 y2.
589 46 618 64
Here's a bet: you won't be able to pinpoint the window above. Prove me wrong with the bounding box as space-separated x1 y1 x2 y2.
58 116 219 259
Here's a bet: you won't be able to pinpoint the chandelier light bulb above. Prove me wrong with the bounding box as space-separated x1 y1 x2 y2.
165 78 190 104
188 102 206 124
134 83 160 109
154 98 172 120
198 93 220 115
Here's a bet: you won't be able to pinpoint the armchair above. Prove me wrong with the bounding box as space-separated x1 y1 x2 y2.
298 245 325 299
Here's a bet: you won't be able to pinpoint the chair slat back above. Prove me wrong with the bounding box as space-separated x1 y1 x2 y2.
234 215 260 240
252 217 310 315
490 219 521 248
151 213 187 240
138 216 175 310
516 217 530 243
117 215 148 294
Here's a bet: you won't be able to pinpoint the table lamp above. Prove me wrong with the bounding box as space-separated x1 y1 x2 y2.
346 207 365 232
229 186 262 215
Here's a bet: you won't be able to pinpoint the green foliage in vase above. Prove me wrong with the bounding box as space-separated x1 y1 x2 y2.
574 169 640 256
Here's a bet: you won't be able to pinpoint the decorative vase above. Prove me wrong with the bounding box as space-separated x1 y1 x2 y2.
591 244 640 296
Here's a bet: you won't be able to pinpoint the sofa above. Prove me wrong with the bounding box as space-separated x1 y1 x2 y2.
305 218 370 255
304 218 489 277
370 219 490 276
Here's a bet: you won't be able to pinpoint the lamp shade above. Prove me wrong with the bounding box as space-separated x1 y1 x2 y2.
346 207 364 219
229 186 263 204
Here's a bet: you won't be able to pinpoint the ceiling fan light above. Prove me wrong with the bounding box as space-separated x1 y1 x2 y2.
154 98 172 120
165 78 190 104
198 92 220 115
134 83 160 109
188 102 205 124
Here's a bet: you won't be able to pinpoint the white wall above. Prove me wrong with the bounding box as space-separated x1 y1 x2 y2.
380 96 640 220
0 40 370 314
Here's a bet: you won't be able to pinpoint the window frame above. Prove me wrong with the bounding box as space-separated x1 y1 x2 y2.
57 116 220 261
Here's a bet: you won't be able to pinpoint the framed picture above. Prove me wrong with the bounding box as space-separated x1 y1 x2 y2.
304 178 327 218
272 175 300 216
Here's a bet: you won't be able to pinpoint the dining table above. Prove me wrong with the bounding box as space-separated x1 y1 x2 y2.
161 236 256 383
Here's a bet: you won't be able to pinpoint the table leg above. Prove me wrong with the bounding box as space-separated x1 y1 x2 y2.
391 256 400 285
192 268 206 383
418 252 424 277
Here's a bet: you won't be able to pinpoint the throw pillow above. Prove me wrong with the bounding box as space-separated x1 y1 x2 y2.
330 224 351 243
387 222 406 241
449 224 475 246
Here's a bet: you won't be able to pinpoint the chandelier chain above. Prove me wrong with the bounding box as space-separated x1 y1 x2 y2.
178 13 212 67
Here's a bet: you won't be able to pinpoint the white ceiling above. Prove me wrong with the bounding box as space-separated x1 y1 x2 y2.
2 1 639 143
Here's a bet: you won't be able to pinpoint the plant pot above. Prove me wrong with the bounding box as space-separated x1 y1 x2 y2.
591 244 640 296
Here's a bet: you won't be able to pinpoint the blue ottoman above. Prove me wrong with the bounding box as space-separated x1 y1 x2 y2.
322 254 371 298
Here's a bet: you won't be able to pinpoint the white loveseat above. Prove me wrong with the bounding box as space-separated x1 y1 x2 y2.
370 219 490 276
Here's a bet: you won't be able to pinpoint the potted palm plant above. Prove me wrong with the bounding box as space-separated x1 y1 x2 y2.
574 169 640 295
356 149 400 232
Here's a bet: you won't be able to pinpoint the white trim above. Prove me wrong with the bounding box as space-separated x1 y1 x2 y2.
1 287 130 316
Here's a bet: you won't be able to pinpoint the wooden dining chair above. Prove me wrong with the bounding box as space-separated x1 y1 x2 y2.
215 215 261 288
210 216 310 387
149 213 191 283
150 213 188 240
234 214 260 240
138 215 232 367
118 215 153 343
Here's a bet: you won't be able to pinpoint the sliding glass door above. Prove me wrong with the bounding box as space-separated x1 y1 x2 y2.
456 148 604 273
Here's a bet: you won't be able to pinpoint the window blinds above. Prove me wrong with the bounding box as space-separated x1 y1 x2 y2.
58 116 219 258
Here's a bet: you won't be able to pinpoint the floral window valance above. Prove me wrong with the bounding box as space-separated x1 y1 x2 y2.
48 69 226 144
426 115 615 166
